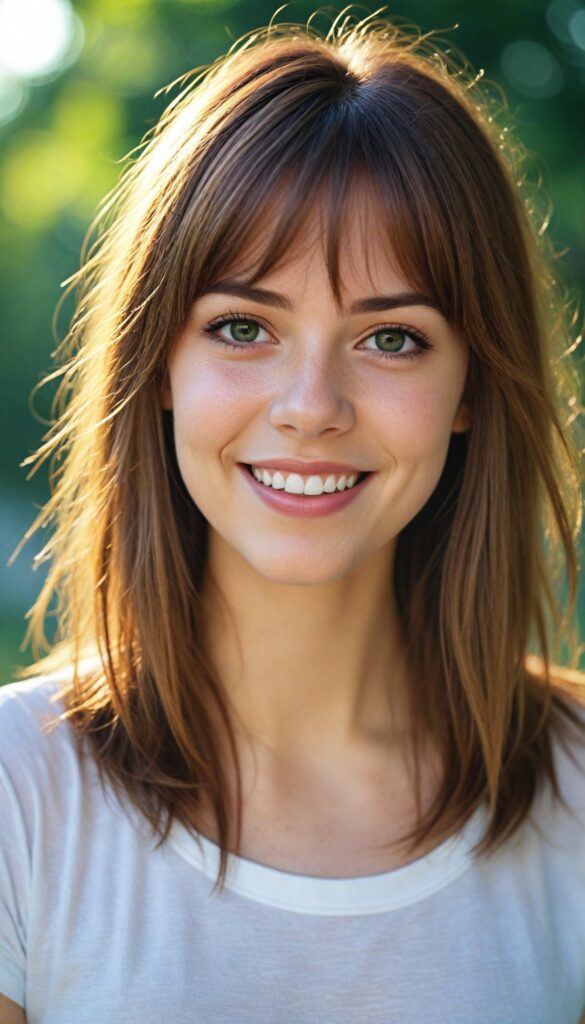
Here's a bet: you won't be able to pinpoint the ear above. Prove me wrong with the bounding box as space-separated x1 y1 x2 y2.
452 399 471 434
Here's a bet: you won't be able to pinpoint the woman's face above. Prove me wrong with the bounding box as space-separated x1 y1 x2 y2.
162 195 471 586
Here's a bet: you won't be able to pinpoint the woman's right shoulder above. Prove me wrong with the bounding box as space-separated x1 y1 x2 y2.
0 671 68 737
0 670 79 793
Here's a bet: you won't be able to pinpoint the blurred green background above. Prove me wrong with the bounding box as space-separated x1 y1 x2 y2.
1 0 584 683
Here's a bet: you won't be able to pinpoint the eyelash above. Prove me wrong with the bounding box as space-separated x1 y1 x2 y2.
201 310 433 361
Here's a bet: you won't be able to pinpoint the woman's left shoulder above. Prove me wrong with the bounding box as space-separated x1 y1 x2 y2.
544 678 585 830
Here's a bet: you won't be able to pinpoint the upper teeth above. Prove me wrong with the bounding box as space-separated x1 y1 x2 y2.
251 466 360 495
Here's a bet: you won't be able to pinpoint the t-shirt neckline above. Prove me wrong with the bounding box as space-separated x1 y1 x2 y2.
167 803 488 916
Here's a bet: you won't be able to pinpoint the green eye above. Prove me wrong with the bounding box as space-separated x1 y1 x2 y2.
374 329 407 353
228 320 260 343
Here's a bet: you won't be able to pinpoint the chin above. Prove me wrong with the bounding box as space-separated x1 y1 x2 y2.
242 544 366 587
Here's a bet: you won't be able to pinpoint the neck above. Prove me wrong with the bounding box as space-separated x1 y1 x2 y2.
200 530 413 767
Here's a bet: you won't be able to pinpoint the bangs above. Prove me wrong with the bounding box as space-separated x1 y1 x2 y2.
196 170 443 319
179 74 472 331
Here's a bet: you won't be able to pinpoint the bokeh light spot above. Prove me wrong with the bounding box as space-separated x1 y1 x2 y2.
569 9 585 48
0 0 81 80
547 0 584 45
501 40 564 97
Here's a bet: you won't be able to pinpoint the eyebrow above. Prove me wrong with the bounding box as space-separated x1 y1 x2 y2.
201 280 444 316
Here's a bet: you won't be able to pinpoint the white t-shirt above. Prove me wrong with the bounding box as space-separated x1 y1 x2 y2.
1 672 585 1024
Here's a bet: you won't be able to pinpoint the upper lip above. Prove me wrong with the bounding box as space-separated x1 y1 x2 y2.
242 458 369 475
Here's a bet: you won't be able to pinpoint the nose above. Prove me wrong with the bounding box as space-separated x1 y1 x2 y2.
268 349 355 438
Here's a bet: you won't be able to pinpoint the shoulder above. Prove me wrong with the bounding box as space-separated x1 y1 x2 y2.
549 690 585 820
0 671 70 749
0 669 83 808
0 671 67 723
517 686 585 871
526 659 585 814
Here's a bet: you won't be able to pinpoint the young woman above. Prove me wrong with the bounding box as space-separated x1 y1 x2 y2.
1 10 585 1023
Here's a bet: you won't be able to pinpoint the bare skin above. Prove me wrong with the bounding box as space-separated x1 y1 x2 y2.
163 188 471 875
194 712 448 875
0 993 26 1023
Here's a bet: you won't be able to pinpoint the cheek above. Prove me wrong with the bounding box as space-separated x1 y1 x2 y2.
366 375 464 534
370 375 460 460
169 357 262 472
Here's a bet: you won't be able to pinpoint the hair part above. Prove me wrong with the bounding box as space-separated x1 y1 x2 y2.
14 8 585 892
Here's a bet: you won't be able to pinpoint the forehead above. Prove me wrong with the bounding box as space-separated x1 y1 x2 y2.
217 177 423 307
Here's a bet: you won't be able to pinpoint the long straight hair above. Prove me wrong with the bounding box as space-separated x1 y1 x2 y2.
14 10 585 891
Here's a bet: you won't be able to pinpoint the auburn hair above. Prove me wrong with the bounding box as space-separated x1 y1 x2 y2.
14 9 585 891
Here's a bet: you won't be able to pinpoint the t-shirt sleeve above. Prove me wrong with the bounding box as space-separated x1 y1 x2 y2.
0 673 76 1011
0 682 50 1010
0 759 29 1006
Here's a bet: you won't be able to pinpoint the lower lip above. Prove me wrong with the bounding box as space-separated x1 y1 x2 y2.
238 465 375 518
